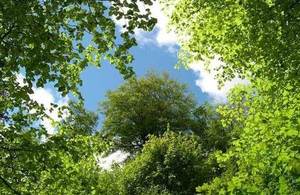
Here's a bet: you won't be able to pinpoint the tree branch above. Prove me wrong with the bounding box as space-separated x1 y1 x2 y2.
0 23 15 43
0 145 43 152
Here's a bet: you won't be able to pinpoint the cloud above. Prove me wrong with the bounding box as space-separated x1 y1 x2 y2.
97 150 130 170
189 58 249 102
17 74 69 134
146 1 177 47
30 88 69 134
114 1 178 52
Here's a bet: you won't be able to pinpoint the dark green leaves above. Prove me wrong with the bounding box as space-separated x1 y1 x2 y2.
100 72 198 152
0 1 157 193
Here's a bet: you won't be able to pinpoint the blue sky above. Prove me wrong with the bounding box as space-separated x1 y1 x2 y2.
80 43 210 112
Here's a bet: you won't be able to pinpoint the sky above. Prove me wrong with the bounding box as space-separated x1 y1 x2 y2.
80 42 210 112
27 1 247 134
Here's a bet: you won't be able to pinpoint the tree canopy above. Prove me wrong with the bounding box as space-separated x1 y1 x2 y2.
0 101 109 194
95 131 217 195
166 0 300 86
100 72 201 152
119 131 206 195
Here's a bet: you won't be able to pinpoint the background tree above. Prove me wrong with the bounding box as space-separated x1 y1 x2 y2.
100 72 201 152
191 103 231 153
118 131 207 195
58 101 98 137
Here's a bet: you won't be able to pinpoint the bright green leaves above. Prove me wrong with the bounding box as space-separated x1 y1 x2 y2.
118 131 206 195
166 0 300 87
197 83 300 194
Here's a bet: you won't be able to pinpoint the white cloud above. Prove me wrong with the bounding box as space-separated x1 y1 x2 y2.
97 150 130 170
17 74 69 134
148 1 177 47
189 58 249 102
16 74 27 87
114 1 178 52
31 88 69 134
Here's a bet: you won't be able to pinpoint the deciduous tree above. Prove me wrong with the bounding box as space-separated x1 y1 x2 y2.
119 131 206 195
100 72 200 152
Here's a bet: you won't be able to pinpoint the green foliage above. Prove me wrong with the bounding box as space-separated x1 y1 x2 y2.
118 131 207 195
0 102 109 194
32 134 108 194
90 130 225 195
166 0 300 86
192 103 231 153
58 101 98 136
198 82 300 194
4 0 299 193
100 72 199 152
95 169 123 195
